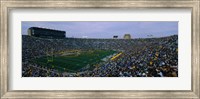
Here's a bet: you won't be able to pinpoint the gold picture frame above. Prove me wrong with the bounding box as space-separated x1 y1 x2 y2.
0 0 199 98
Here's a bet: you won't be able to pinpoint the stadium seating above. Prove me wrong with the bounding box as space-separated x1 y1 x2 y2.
22 35 178 77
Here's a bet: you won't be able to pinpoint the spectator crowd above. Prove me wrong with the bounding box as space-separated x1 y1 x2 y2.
22 35 178 77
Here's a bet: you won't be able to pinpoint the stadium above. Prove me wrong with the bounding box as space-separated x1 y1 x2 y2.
22 27 178 77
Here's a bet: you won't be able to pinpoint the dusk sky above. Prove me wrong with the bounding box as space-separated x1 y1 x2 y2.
22 21 178 38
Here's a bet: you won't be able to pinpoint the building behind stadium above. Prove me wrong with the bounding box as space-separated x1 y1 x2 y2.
123 34 131 39
28 27 66 39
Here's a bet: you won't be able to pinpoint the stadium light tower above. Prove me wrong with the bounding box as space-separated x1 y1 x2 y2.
113 35 118 39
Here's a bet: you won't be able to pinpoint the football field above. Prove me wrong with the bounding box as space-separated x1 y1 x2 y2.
32 50 116 72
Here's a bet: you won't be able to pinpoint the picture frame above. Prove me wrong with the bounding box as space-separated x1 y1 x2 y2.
0 0 199 98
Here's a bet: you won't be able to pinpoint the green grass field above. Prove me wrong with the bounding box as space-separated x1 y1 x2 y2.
32 50 116 72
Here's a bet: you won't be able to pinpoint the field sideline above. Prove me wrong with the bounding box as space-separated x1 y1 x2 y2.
32 50 116 72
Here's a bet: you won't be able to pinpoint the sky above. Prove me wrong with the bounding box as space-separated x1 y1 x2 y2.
22 21 178 39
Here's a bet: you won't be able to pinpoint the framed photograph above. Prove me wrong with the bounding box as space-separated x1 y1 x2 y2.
1 0 199 98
